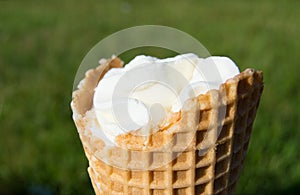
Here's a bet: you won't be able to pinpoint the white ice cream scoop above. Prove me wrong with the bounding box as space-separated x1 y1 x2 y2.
93 53 240 143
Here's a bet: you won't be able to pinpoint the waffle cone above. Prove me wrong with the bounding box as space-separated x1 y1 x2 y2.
71 57 263 195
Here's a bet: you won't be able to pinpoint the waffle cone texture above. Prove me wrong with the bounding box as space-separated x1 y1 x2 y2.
71 57 264 195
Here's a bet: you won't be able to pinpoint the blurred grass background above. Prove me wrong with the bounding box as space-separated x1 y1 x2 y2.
1 0 300 194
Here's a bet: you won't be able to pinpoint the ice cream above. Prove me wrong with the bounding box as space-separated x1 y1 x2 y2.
91 53 240 144
71 54 264 194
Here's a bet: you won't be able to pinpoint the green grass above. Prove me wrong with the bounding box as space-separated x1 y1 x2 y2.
1 0 300 194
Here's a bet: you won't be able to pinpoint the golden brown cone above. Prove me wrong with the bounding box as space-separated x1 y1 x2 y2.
71 56 263 195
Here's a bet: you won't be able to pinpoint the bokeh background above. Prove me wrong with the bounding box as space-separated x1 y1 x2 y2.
1 0 300 194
